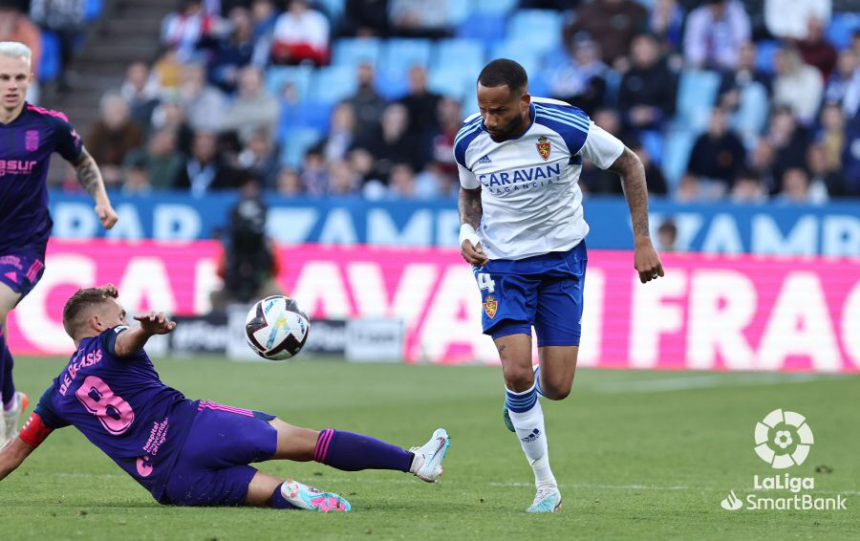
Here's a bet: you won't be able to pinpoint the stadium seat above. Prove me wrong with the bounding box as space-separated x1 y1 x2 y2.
331 38 381 68
311 66 358 105
826 12 860 50
661 129 697 188
474 0 517 15
447 0 474 26
265 66 313 99
428 68 471 101
316 0 345 22
85 0 103 21
380 39 433 73
279 99 333 138
640 130 664 167
490 40 541 75
280 127 323 168
456 13 507 46
432 39 485 74
374 66 410 100
732 81 769 148
508 10 563 53
38 30 61 82
754 40 781 75
675 70 721 132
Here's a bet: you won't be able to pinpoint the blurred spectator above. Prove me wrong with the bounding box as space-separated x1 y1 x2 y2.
718 42 771 105
152 48 183 91
86 94 144 186
825 49 860 116
388 162 417 198
426 96 461 177
343 0 389 37
564 0 647 67
328 159 361 195
773 47 823 125
399 65 441 141
355 102 419 182
844 114 860 195
592 108 622 137
545 32 609 116
656 219 678 252
648 0 684 51
237 129 279 187
415 163 455 198
807 142 846 197
270 0 329 65
208 6 255 93
123 128 184 190
317 102 356 162
120 61 161 129
793 17 837 79
300 148 328 195
174 130 240 194
748 138 777 192
764 0 831 40
123 161 151 194
675 172 702 202
29 0 85 91
221 65 280 143
0 7 41 84
631 139 668 196
778 167 827 204
389 0 449 39
683 0 751 71
178 62 228 132
818 103 845 171
617 33 677 132
767 106 810 191
250 0 278 64
276 167 302 195
731 169 768 203
687 107 746 191
150 94 195 154
346 62 388 138
161 0 219 62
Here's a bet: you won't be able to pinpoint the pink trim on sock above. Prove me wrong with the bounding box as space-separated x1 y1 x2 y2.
314 429 334 462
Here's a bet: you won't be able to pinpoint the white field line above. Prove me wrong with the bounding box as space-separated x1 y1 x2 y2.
592 373 830 394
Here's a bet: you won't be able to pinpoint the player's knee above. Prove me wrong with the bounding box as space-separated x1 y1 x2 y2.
503 364 535 393
542 381 572 401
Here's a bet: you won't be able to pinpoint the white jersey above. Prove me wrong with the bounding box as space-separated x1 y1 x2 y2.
455 97 624 260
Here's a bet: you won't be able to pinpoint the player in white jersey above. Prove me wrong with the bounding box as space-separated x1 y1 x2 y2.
455 59 664 513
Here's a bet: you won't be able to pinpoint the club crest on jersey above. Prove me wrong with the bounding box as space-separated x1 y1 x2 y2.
536 136 551 161
25 130 39 151
483 295 498 318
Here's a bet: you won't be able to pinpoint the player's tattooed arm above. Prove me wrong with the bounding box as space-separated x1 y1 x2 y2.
609 147 665 283
459 187 488 266
72 148 119 230
458 187 483 230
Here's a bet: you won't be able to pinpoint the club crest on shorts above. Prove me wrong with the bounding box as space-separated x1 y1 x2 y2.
483 295 498 318
536 136 551 161
25 130 40 151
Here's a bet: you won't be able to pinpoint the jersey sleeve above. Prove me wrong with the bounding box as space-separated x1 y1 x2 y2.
100 325 144 360
33 384 69 430
458 163 480 189
580 123 625 170
52 115 84 163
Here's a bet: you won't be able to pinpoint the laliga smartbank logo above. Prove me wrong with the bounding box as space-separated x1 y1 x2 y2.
719 409 848 512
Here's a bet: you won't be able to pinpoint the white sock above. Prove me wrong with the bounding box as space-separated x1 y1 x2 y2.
505 384 557 488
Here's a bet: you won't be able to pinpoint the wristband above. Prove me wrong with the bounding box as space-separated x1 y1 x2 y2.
19 412 53 447
459 224 481 247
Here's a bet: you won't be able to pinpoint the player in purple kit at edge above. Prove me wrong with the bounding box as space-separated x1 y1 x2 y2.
0 42 119 447
0 284 451 511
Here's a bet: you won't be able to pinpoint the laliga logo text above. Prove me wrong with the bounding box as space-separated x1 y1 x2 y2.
719 409 848 512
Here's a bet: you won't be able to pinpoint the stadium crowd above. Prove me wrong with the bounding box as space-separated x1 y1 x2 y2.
15 0 860 202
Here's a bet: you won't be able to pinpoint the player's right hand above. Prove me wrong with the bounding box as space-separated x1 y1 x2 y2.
135 311 177 335
461 240 489 267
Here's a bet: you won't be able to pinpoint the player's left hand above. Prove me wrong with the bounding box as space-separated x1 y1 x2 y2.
634 237 664 284
95 203 119 230
135 311 177 336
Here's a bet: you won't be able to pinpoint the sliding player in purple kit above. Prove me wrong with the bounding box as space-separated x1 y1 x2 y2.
0 42 119 446
0 284 450 511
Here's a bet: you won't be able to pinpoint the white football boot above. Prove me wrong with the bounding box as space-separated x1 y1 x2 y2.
409 428 451 483
526 484 562 513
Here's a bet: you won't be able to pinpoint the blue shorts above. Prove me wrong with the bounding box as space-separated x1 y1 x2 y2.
162 401 277 506
473 241 587 347
0 245 46 302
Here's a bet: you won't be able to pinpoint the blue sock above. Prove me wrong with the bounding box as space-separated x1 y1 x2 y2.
314 429 413 472
533 366 545 399
505 384 538 413
270 483 299 509
0 325 14 410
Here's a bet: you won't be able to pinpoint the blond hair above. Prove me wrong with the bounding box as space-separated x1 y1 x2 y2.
0 42 32 62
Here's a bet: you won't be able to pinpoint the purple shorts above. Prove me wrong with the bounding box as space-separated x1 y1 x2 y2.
162 401 277 506
0 246 46 301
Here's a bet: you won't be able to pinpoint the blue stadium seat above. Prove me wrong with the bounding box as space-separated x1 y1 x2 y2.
661 129 697 188
266 66 313 99
456 13 507 45
316 0 345 22
826 12 860 50
732 81 769 148
447 0 474 26
429 68 472 101
280 128 323 168
490 40 541 75
380 39 432 73
675 70 721 132
754 40 781 75
508 10 563 53
374 67 409 99
331 38 381 68
311 66 358 105
38 30 61 82
432 39 485 73
474 0 517 15
85 0 103 21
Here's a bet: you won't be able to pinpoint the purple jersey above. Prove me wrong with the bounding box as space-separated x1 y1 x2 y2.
0 102 83 253
33 326 198 501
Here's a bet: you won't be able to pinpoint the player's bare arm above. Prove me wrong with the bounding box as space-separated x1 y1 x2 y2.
458 186 488 266
608 147 665 284
0 427 40 482
113 311 177 357
72 148 119 230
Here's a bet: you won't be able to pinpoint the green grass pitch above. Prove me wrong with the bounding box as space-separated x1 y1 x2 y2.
1 357 858 540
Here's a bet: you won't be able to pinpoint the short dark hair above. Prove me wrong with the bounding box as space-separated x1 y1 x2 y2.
62 284 119 338
478 59 528 93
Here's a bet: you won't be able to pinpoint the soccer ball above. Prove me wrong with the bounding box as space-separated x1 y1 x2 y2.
244 295 310 360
